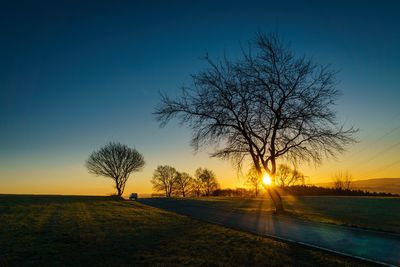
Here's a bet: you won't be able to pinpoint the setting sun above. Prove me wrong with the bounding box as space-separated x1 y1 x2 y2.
262 173 272 186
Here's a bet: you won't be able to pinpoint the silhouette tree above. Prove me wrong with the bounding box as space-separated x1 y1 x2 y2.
155 32 357 212
245 167 262 196
291 169 305 186
151 165 178 197
86 142 145 197
276 164 305 187
195 168 219 196
175 172 193 197
191 175 203 197
276 164 292 187
332 171 353 190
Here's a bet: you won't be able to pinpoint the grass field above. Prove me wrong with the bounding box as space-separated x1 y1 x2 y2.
191 196 400 233
0 195 375 266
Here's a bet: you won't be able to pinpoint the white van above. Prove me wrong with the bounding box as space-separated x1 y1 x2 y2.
129 193 138 200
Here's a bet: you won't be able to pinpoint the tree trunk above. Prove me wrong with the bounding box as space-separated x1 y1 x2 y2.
115 180 122 196
257 166 284 212
267 187 283 213
269 158 284 213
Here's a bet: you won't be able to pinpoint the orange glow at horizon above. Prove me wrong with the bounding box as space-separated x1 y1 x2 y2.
1 138 400 196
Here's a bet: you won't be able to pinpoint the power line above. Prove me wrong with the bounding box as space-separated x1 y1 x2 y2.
347 124 400 158
359 158 400 178
354 140 400 166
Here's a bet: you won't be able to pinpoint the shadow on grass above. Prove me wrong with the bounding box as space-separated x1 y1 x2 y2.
0 195 376 266
0 194 121 208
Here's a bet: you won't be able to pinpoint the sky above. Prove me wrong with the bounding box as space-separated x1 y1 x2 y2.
1 0 400 195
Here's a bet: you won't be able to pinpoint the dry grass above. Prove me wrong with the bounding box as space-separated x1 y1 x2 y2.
0 195 375 266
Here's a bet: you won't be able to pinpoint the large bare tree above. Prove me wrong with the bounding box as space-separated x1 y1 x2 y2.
155 33 357 212
86 142 145 197
151 165 178 197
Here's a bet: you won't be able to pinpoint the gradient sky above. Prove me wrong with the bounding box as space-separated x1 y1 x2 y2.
1 0 400 195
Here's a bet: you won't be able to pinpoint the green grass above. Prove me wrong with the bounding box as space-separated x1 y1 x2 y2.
189 196 400 233
0 195 374 266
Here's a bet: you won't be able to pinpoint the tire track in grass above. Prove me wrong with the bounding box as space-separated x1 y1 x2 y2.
21 203 65 265
73 201 105 244
33 204 57 233
1 202 59 265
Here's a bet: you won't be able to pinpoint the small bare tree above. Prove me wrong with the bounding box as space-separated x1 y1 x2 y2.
191 175 203 197
291 169 305 186
151 165 178 197
245 167 262 196
332 171 353 190
155 32 357 212
86 142 145 196
343 172 353 190
276 164 305 187
195 168 219 196
276 164 292 187
175 172 193 197
333 177 343 190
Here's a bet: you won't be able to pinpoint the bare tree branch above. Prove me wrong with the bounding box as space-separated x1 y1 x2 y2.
154 32 358 211
86 142 145 196
151 165 179 197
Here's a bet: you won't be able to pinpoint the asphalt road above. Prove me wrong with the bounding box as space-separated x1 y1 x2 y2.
138 198 400 266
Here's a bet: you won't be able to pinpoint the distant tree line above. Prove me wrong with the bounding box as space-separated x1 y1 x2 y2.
151 165 220 197
281 185 398 197
212 188 258 197
85 143 395 199
212 185 397 197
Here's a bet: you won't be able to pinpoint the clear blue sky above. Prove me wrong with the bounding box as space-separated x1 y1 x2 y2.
1 0 399 194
